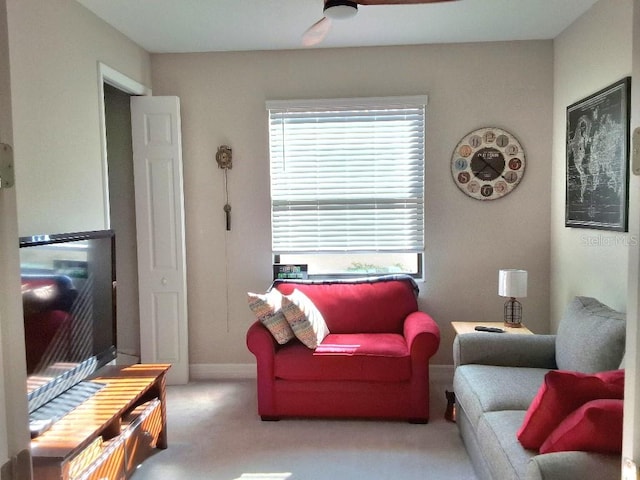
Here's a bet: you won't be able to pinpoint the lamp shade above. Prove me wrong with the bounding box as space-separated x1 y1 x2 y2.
498 269 528 298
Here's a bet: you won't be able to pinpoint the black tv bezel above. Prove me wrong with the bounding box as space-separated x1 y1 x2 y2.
19 229 118 399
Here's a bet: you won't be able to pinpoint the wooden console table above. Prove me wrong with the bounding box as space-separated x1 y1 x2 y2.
31 363 170 480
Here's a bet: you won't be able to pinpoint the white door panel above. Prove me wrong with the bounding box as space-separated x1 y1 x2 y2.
131 96 188 385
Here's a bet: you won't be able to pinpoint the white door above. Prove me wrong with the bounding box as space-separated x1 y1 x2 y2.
130 96 188 385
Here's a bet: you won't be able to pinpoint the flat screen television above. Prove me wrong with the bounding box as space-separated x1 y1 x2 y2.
19 230 117 419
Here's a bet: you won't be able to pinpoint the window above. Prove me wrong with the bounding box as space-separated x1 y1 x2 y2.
267 96 426 278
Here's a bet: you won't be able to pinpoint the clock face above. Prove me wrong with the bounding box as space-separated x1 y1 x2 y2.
451 127 526 200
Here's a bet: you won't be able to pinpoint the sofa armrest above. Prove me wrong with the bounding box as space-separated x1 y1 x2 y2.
246 321 279 417
526 452 621 480
453 333 557 369
403 311 441 358
246 320 277 360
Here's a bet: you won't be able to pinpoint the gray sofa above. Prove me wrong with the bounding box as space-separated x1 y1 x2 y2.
453 296 626 480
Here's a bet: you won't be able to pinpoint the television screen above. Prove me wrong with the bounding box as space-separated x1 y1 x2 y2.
19 230 117 414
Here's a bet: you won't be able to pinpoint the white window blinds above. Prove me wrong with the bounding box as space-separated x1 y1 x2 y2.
267 96 426 254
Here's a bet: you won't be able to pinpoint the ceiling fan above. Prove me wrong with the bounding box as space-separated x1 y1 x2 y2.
302 0 458 47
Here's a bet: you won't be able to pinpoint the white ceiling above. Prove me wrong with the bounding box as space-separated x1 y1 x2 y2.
76 0 598 54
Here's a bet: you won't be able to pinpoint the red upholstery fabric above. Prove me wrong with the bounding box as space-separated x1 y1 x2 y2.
539 399 624 454
275 333 411 382
517 369 625 450
274 280 417 333
21 275 77 374
24 310 71 374
246 276 440 422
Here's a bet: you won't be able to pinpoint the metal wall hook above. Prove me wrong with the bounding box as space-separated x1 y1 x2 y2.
0 143 15 189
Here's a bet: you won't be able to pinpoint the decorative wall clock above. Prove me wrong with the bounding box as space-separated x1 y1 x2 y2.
451 127 526 200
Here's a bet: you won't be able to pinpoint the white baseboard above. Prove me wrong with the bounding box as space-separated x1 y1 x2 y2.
189 363 454 382
189 363 256 380
116 352 140 365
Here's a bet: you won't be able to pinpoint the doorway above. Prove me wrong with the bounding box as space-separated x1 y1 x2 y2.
99 62 150 365
103 83 140 364
98 64 189 384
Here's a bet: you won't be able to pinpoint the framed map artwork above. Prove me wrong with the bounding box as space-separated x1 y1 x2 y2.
566 77 631 231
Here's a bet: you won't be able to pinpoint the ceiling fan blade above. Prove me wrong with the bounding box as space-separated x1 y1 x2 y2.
358 0 457 4
302 16 333 47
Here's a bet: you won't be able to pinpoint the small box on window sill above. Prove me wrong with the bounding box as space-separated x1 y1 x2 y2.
273 264 308 281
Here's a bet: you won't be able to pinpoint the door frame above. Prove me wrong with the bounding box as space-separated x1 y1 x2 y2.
97 62 151 229
96 62 151 363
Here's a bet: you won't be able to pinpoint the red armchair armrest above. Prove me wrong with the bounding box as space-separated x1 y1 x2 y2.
404 311 441 358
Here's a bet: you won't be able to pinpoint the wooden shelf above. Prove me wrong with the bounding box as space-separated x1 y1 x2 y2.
31 363 170 480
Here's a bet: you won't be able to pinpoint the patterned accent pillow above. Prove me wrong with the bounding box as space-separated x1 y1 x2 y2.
281 289 329 349
247 290 295 345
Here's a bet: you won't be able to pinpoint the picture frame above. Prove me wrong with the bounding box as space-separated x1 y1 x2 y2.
565 77 631 231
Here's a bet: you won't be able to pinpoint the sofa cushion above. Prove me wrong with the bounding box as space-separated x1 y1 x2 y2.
539 398 624 455
281 289 329 349
453 365 549 429
274 333 411 382
476 410 537 480
247 290 295 345
517 369 625 450
274 276 418 334
556 296 626 373
526 451 623 480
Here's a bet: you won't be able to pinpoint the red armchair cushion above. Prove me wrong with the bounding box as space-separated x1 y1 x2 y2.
24 310 71 374
517 369 625 450
274 333 411 382
275 279 417 334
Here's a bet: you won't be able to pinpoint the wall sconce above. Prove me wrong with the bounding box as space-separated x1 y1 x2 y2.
216 145 232 231
498 269 527 327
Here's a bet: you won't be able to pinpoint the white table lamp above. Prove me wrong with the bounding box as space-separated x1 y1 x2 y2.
498 269 527 327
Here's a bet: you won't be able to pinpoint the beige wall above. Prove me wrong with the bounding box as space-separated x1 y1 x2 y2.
8 0 151 236
151 41 554 367
550 0 633 329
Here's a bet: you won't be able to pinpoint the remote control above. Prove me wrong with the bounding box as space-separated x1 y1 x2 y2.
474 326 505 333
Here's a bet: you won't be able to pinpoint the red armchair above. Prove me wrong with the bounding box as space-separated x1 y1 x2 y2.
246 275 440 422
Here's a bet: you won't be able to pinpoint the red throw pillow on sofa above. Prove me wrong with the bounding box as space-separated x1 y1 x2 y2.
517 369 624 450
539 398 623 454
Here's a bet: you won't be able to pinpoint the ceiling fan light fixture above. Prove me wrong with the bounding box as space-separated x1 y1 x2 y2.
324 0 358 20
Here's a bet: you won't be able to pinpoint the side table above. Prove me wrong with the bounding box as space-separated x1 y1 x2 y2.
451 321 533 335
445 322 534 422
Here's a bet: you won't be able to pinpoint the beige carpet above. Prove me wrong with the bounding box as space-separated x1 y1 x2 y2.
132 376 477 480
